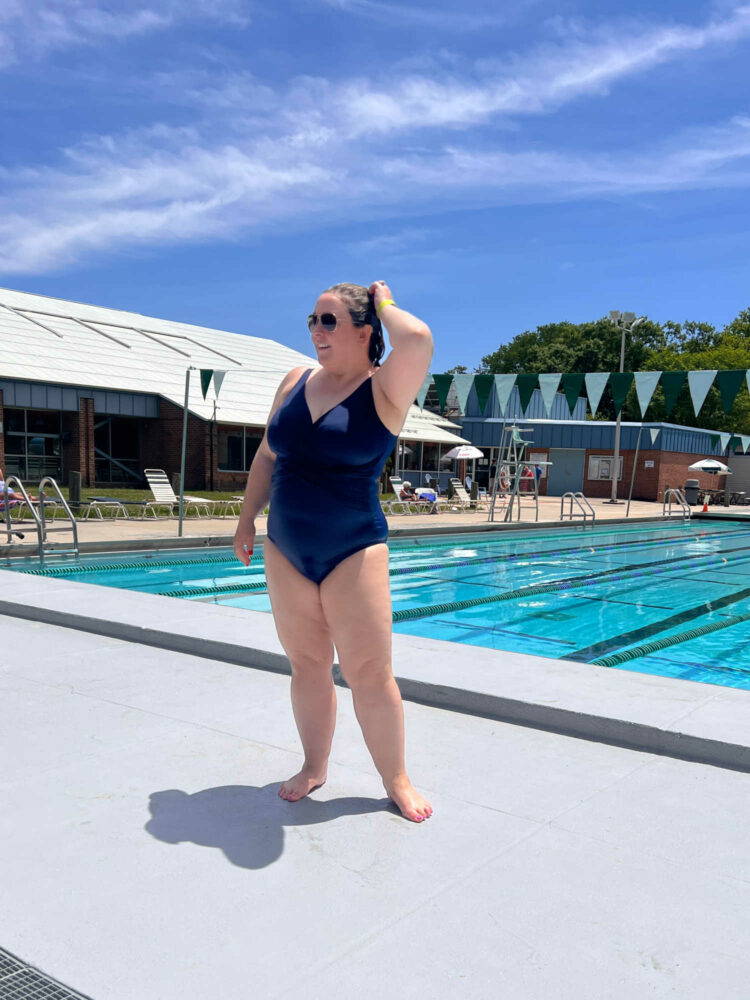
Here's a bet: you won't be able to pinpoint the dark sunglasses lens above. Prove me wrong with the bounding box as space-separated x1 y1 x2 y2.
307 313 338 332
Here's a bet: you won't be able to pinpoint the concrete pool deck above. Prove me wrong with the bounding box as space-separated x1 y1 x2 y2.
2 495 748 560
3 512 750 996
2 592 750 998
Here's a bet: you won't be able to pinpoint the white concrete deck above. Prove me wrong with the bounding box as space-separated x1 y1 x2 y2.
3 560 750 997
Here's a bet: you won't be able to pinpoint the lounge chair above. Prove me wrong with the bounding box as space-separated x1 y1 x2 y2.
387 476 425 514
143 469 225 519
447 479 474 511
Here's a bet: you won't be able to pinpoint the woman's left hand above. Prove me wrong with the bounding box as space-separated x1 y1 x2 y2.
369 280 393 311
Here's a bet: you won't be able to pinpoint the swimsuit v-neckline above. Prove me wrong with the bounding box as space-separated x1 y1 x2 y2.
302 368 374 426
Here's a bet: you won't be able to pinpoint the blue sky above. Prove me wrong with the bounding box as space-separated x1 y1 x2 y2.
1 0 750 369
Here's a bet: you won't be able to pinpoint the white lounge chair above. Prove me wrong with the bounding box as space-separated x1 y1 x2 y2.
143 469 225 519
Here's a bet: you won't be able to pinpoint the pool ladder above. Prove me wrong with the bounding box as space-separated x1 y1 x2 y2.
560 492 596 523
3 476 79 564
663 488 691 520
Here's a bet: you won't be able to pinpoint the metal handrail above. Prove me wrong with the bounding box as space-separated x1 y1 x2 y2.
663 488 691 520
38 477 80 562
560 492 596 523
3 476 44 546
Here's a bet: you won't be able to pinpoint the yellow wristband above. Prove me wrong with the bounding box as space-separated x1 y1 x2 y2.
376 298 396 318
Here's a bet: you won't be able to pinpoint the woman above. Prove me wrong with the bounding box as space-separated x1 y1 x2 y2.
233 281 433 822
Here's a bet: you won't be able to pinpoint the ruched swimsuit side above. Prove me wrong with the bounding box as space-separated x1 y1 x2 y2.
266 369 398 584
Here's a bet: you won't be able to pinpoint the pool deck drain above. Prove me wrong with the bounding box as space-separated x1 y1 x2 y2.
2 567 749 773
0 947 94 1000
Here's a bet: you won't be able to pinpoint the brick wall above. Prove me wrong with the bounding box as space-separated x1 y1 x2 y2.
141 399 211 490
581 447 730 501
68 397 96 486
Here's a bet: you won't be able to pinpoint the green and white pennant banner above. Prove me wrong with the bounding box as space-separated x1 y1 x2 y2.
199 369 214 399
687 370 717 416
718 431 732 452
494 374 517 416
584 372 610 417
418 368 750 423
649 428 661 445
741 435 750 454
538 373 562 416
213 371 226 397
416 375 432 410
452 374 475 414
634 371 661 418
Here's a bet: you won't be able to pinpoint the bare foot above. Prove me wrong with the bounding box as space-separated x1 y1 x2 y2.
278 767 327 802
385 775 433 823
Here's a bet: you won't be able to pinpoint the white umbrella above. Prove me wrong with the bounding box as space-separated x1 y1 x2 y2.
688 459 732 475
441 445 483 460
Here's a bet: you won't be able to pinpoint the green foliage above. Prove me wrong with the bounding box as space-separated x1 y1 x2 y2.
476 308 750 431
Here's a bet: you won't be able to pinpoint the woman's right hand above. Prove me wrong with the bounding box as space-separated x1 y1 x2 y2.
233 520 256 567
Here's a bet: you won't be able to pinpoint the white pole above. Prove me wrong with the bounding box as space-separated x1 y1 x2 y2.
178 367 191 538
609 320 627 503
626 425 644 518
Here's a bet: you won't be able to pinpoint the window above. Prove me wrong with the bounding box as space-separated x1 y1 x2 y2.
3 408 61 481
588 455 623 481
217 426 263 471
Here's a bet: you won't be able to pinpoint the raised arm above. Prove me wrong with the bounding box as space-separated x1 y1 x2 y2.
233 365 307 565
369 280 433 418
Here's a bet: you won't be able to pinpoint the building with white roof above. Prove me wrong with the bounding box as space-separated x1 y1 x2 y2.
0 286 468 490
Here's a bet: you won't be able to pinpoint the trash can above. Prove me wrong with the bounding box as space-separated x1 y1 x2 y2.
685 479 700 505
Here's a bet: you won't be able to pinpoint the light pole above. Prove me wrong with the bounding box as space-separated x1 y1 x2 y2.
606 310 645 504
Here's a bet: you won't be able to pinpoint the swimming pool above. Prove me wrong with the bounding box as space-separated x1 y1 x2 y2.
11 520 750 690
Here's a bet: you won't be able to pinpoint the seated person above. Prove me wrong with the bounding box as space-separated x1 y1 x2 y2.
400 481 438 513
0 469 38 504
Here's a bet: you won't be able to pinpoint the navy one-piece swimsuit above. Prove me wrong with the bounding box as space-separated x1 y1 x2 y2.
266 369 397 584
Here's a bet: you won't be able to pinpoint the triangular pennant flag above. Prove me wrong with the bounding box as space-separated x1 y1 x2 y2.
560 373 585 415
634 371 661 418
741 435 750 454
494 374 517 416
715 369 746 414
660 370 687 416
710 434 720 450
516 374 538 414
538 374 562 416
432 373 454 414
687 369 717 416
213 370 226 397
199 369 214 399
473 374 494 414
452 374 475 414
730 435 743 452
609 372 634 416
416 375 432 410
584 372 610 417
649 428 660 446
719 432 731 452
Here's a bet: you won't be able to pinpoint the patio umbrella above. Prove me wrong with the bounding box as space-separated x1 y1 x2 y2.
688 459 732 475
442 445 484 460
442 445 484 491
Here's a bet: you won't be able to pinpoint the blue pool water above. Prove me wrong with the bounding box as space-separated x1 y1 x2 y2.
10 520 750 689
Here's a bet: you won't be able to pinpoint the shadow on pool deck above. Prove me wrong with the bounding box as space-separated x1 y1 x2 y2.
146 785 389 869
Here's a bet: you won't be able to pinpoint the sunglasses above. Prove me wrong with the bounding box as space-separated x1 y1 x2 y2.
307 312 340 333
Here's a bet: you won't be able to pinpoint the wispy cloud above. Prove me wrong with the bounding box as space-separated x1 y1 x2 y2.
2 7 750 274
310 0 514 31
0 0 249 68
